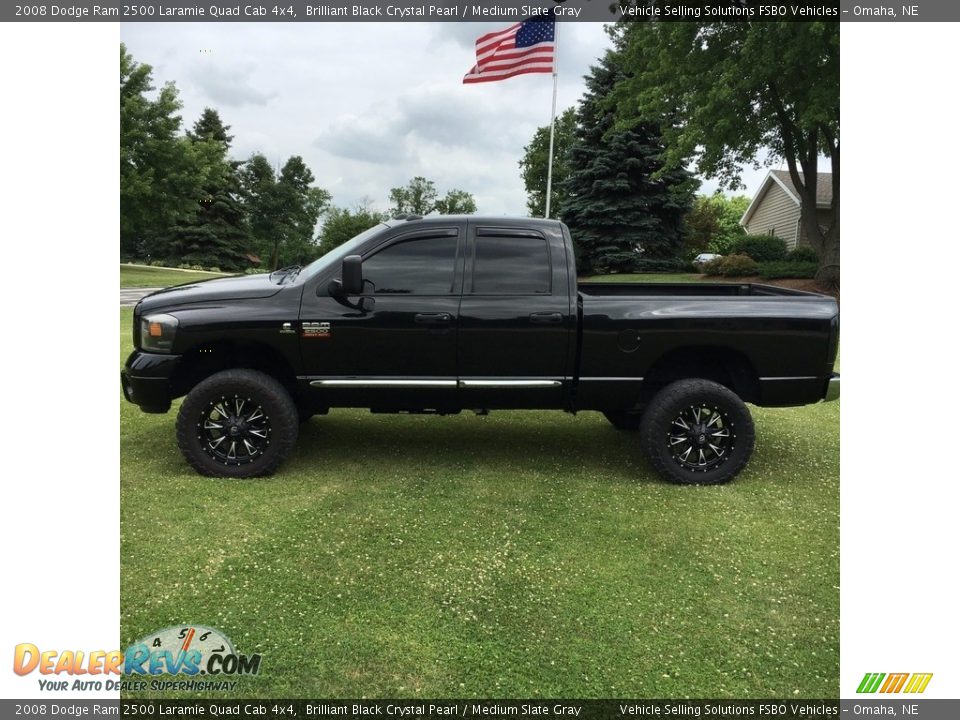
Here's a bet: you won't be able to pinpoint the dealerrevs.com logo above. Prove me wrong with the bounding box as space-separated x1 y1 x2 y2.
13 625 262 692
856 673 933 694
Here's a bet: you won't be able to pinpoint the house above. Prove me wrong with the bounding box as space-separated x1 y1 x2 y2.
740 170 834 250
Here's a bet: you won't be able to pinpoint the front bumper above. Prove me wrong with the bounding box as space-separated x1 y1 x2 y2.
823 373 840 402
121 350 182 413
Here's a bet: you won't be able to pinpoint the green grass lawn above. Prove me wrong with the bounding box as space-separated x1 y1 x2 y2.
120 308 839 699
121 264 232 288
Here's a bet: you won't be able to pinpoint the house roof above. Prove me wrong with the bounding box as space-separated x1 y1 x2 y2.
741 170 833 227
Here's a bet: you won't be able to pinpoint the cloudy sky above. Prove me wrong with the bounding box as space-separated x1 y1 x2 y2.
121 22 793 217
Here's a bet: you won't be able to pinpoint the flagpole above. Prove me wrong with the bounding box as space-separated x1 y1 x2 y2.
544 20 560 219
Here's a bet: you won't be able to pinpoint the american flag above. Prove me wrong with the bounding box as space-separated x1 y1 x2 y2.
462 18 555 84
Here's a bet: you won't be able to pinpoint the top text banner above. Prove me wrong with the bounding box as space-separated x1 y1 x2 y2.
2 0 953 22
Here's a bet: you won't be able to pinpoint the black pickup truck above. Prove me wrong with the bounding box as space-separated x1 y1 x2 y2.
122 215 839 484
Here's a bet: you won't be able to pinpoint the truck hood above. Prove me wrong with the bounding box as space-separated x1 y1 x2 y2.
137 273 283 313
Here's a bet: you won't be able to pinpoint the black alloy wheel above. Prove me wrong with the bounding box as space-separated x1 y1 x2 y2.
198 395 271 465
666 403 734 472
176 369 298 478
639 378 755 485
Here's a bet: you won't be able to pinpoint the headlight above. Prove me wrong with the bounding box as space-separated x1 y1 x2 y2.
140 313 179 353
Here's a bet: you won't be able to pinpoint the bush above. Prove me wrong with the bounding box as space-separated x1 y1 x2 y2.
633 258 690 273
787 245 819 263
207 267 221 273
177 263 192 270
191 264 205 271
149 260 165 267
703 254 758 277
731 234 787 262
244 267 263 275
757 261 818 280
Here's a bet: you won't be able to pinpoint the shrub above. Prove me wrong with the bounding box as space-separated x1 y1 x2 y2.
178 263 192 270
731 234 787 262
757 261 818 279
787 245 819 263
191 264 205 271
207 267 221 273
704 254 758 277
149 260 165 267
244 267 263 275
633 258 690 273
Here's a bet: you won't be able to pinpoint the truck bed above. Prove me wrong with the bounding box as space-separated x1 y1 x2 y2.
574 280 840 410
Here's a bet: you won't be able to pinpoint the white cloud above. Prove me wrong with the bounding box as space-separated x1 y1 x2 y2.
121 22 821 215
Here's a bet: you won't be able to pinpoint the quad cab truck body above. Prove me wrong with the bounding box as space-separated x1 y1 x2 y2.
122 216 840 484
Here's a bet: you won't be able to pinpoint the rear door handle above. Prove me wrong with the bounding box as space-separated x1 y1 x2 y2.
529 312 563 325
415 312 452 325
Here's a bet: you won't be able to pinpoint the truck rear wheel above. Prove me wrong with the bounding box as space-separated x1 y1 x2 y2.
602 410 643 431
176 369 299 478
639 379 755 485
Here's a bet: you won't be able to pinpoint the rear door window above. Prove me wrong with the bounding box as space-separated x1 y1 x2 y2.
471 234 551 295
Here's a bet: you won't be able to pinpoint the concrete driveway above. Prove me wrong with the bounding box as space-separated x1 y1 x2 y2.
121 288 160 307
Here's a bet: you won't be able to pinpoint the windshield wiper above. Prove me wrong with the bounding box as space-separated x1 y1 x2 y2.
269 265 302 284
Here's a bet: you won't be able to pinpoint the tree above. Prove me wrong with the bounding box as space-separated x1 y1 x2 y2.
239 153 281 267
519 107 576 218
166 109 249 270
240 154 332 269
120 44 207 258
563 45 697 274
389 176 438 217
317 203 388 256
189 107 234 145
388 177 477 216
274 156 331 267
685 193 750 255
618 21 839 284
433 189 477 215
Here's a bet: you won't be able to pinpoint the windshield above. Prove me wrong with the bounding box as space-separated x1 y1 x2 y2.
300 224 387 280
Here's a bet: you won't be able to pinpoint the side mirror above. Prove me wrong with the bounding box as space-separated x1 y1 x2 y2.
341 255 363 295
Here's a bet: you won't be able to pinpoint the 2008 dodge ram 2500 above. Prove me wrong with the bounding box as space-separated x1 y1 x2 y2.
122 215 840 485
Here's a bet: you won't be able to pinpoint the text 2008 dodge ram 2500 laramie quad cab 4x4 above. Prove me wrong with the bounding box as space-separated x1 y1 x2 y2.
122 216 840 485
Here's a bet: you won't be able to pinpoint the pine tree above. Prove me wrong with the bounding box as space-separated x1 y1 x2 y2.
562 47 696 274
167 109 250 270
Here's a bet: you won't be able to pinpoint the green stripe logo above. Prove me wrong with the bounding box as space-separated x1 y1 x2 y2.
857 673 886 693
857 672 932 694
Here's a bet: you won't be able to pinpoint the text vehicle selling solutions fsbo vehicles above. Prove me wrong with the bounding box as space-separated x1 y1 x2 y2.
122 216 840 485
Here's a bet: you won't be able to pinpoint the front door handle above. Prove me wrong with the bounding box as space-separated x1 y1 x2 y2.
415 312 452 325
529 312 563 325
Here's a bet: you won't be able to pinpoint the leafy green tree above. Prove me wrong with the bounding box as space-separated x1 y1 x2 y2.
274 156 331 267
685 193 750 255
617 21 839 284
239 153 281 267
389 176 438 217
120 44 207 259
167 109 249 270
563 44 697 274
317 203 388 256
240 154 331 268
518 107 576 218
389 177 477 216
433 189 477 215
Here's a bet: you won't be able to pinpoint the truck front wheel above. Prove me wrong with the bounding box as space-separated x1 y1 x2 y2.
176 369 299 478
639 379 755 485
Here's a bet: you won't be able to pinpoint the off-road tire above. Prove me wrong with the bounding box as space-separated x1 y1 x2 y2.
176 369 299 478
639 379 755 485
